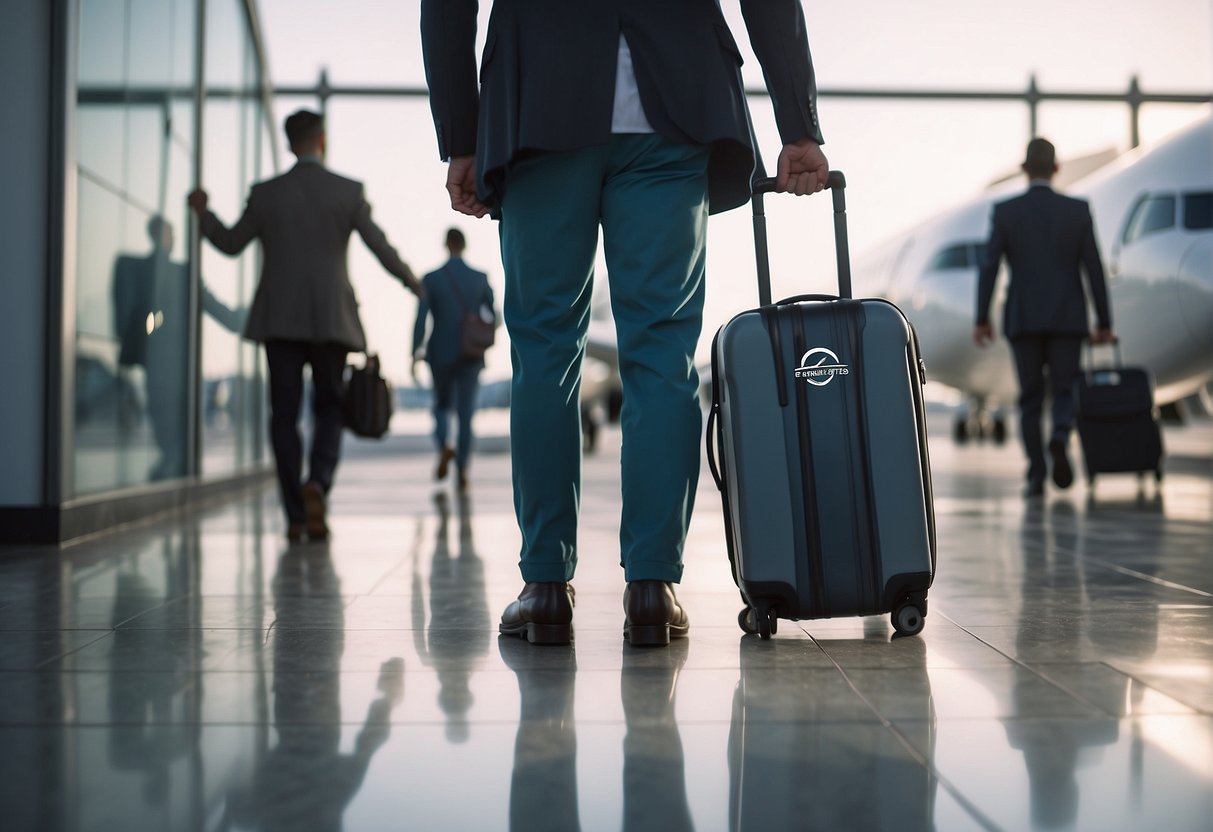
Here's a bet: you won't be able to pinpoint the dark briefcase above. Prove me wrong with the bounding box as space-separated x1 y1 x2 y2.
344 353 393 439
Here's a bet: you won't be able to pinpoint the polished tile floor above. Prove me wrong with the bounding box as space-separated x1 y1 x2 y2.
2 410 1212 831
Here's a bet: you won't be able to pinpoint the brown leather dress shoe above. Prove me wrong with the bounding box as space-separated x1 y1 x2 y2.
623 580 689 647
302 481 328 540
435 446 455 481
499 582 575 645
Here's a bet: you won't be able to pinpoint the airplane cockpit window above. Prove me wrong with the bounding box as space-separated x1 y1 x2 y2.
1122 194 1177 245
927 244 973 270
1183 193 1212 230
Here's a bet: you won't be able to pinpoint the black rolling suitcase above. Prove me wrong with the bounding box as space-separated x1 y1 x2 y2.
1073 341 1163 486
706 172 936 639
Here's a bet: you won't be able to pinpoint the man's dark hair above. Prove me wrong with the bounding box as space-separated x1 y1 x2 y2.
446 228 466 252
285 110 325 150
1023 137 1057 178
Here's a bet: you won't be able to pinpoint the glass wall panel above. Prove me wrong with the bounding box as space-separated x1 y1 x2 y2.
73 0 200 495
72 0 269 495
200 0 270 476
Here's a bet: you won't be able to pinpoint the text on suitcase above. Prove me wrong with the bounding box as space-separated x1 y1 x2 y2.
795 347 851 387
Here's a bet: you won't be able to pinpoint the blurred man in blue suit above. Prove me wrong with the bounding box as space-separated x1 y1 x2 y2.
975 138 1115 498
422 0 830 646
413 228 495 493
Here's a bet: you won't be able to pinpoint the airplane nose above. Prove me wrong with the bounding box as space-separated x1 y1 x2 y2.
1178 236 1213 354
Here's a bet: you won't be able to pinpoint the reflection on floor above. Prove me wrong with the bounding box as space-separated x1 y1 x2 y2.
2 413 1212 831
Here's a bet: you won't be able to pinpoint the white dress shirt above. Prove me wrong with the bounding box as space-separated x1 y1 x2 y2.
611 35 654 134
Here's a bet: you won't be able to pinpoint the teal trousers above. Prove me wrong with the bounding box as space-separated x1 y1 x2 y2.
499 135 711 583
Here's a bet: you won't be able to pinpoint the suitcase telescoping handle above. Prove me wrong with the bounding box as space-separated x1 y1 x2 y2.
751 170 850 306
1083 337 1124 377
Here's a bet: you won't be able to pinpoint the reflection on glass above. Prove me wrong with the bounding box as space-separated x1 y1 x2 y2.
500 637 579 832
74 0 199 494
222 546 403 830
112 217 243 479
622 640 694 832
200 0 266 478
728 635 937 831
412 492 490 742
73 0 267 495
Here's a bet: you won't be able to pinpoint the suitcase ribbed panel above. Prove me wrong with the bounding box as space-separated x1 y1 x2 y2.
857 303 934 601
717 315 800 596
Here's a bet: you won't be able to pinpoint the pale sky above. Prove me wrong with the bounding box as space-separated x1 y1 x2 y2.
231 0 1212 384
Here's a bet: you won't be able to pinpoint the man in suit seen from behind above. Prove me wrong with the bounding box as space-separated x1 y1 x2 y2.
974 137 1116 498
421 0 831 647
188 110 422 542
412 227 496 494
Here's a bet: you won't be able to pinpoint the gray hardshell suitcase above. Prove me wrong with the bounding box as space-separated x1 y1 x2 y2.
706 172 936 638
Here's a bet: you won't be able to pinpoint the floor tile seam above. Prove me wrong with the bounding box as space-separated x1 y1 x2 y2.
935 611 1127 718
0 716 903 728
30 631 114 670
991 714 1123 729
0 627 118 632
0 718 542 729
0 668 440 676
358 560 415 597
1093 660 1210 715
104 597 178 629
804 626 1007 832
1081 556 1213 599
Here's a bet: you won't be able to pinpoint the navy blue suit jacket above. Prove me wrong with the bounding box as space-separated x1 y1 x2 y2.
412 258 495 370
977 185 1112 340
420 0 825 215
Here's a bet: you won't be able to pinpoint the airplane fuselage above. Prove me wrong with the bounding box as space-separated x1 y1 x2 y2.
858 114 1213 410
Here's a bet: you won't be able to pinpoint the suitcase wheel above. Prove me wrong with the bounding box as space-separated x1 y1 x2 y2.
738 607 759 635
739 605 778 639
892 602 925 637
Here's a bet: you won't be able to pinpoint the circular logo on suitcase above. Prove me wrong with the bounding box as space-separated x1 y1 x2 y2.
794 347 850 387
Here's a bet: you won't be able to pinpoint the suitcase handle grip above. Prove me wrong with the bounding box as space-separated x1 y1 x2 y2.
775 293 840 305
752 170 846 195
751 170 851 306
1084 338 1124 374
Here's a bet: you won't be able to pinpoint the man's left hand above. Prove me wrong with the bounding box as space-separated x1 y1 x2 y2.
187 188 208 215
446 156 488 218
776 138 829 196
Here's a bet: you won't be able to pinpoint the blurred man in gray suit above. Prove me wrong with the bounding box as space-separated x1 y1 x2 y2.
975 138 1115 498
412 228 496 493
188 110 422 541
